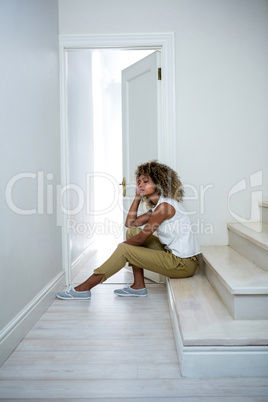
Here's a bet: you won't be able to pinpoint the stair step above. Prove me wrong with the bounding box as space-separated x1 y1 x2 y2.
228 222 268 271
260 201 268 225
167 269 268 377
228 222 268 250
201 246 268 319
168 268 268 346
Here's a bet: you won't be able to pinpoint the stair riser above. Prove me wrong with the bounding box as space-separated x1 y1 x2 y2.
202 260 235 318
181 347 268 377
261 206 268 225
228 230 268 272
235 294 268 320
202 259 268 320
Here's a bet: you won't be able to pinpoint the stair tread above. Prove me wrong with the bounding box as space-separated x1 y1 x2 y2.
201 245 268 294
227 222 268 250
169 269 268 346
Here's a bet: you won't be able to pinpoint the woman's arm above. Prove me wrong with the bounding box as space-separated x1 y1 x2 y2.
125 200 152 228
124 202 175 246
125 189 152 228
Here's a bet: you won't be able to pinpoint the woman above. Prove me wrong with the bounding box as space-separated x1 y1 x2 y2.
56 161 200 300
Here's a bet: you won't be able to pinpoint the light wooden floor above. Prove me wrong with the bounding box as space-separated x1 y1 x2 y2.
0 246 268 401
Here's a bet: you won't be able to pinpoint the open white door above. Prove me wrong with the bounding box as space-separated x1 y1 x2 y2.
121 51 163 282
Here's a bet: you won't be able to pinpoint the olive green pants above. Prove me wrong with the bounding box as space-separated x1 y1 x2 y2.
94 227 199 283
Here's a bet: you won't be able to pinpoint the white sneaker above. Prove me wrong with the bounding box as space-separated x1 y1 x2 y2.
56 286 91 300
114 285 148 297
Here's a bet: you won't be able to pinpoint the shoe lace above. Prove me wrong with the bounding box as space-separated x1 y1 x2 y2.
65 286 73 294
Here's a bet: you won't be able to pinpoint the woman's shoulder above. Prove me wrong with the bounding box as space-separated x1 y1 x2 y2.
153 195 186 207
158 197 187 215
159 196 178 207
152 196 178 211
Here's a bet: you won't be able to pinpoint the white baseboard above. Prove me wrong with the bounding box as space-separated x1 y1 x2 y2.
0 271 65 367
70 242 97 283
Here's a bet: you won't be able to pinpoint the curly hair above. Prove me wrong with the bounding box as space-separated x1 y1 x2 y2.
135 160 184 208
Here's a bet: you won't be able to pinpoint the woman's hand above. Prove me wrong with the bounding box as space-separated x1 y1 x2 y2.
124 180 146 228
135 181 141 198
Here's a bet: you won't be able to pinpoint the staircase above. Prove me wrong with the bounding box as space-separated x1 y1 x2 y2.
167 201 268 377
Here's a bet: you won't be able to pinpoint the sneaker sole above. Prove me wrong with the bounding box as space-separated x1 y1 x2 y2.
56 295 91 300
114 292 148 297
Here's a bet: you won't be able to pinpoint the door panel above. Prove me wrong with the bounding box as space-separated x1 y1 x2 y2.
122 51 164 282
122 51 160 192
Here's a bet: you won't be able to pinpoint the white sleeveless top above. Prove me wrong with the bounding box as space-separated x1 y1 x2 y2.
151 196 201 258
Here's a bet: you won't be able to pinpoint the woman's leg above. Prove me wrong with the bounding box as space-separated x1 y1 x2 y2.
75 273 104 292
74 229 146 292
76 229 198 292
132 268 145 289
126 227 165 289
94 242 196 279
75 228 162 292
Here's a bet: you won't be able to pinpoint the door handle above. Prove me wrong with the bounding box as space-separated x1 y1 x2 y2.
120 177 126 197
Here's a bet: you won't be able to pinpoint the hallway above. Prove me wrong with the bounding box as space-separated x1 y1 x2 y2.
0 248 267 400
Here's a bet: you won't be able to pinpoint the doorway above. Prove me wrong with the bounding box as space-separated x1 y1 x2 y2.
66 49 155 270
59 33 176 284
89 48 156 250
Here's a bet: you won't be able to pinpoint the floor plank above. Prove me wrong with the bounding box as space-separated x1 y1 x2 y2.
2 398 268 402
3 398 268 402
0 378 267 399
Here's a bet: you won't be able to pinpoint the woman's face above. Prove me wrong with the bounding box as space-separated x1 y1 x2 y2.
136 175 157 198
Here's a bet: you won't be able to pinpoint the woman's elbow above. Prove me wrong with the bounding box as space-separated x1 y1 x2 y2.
125 221 135 228
125 220 138 228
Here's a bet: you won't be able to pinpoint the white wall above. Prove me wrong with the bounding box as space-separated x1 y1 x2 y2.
0 0 62 363
59 0 268 246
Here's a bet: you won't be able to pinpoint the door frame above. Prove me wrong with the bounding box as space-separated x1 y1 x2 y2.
59 33 176 284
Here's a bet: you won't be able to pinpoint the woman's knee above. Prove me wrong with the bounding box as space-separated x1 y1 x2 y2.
126 227 142 240
116 242 130 255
